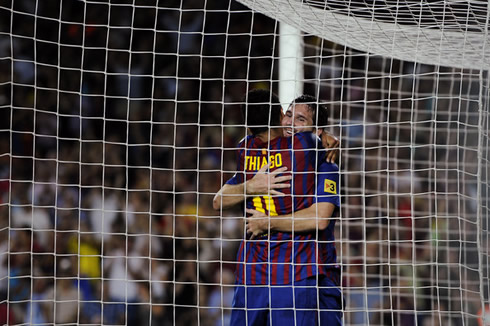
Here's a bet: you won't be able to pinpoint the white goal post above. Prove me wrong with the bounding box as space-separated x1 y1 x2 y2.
1 0 489 325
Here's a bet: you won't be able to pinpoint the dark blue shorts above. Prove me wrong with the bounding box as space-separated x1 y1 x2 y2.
230 276 342 326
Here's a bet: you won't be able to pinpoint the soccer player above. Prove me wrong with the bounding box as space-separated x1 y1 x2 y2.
213 90 341 325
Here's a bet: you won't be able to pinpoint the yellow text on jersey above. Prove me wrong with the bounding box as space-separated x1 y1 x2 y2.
245 153 283 171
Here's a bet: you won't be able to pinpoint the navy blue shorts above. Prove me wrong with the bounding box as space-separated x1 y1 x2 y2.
230 276 342 326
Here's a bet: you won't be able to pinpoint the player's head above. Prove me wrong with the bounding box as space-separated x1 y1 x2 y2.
282 94 328 136
241 89 282 136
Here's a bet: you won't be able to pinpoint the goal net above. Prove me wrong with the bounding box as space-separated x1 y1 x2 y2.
1 0 489 325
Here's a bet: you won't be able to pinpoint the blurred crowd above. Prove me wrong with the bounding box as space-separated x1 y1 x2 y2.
0 0 485 325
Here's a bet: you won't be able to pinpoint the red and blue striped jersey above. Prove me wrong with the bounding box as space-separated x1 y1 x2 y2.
225 132 340 285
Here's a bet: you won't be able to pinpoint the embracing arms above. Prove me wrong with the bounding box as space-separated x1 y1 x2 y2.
245 202 336 239
213 131 339 211
212 163 292 211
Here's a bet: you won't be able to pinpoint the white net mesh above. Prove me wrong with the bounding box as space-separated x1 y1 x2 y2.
239 0 490 70
1 0 489 325
302 40 487 324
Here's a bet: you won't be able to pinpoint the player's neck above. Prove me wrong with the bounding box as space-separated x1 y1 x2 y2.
255 129 283 143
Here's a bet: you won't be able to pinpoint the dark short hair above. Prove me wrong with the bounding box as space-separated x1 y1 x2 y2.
291 94 328 129
241 89 282 135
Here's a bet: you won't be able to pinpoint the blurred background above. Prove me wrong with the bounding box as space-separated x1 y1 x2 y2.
0 0 487 325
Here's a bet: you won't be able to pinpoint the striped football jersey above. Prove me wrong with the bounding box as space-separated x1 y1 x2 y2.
226 132 340 285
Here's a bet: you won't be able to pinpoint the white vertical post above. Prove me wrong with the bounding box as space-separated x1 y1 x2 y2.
279 23 304 112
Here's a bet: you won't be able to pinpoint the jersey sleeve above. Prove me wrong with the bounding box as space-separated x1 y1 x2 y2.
315 162 340 207
225 172 242 185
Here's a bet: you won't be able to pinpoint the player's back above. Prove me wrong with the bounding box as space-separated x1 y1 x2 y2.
235 131 321 216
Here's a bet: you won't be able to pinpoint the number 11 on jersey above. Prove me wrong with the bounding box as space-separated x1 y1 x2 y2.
252 196 278 216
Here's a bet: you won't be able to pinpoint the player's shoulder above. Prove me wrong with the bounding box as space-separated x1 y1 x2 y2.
236 135 255 148
292 131 318 148
319 161 339 172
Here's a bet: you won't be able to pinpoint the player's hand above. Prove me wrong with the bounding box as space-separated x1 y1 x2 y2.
321 131 340 163
245 208 269 240
246 163 291 196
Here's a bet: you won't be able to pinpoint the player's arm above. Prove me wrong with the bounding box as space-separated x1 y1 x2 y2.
212 163 291 210
320 130 340 163
245 202 335 237
212 183 247 210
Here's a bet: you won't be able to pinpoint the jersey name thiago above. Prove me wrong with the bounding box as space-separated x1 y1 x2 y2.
245 152 283 170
